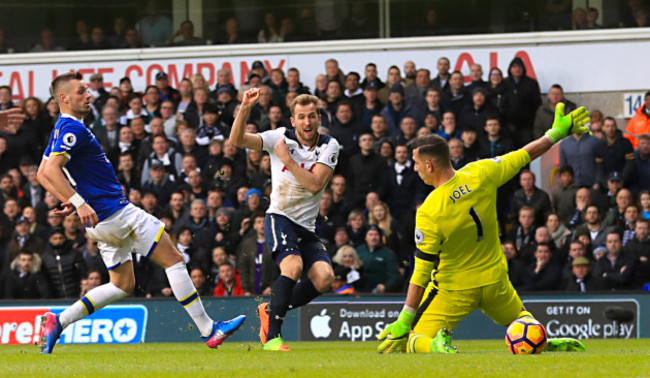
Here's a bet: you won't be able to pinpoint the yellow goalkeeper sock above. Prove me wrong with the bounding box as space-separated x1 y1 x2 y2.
518 311 534 319
407 333 432 353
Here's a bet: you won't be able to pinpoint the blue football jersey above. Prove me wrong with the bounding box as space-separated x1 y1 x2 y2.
43 114 128 222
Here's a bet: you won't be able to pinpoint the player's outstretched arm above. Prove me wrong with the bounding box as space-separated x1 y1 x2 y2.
524 103 590 161
229 88 263 150
37 155 99 227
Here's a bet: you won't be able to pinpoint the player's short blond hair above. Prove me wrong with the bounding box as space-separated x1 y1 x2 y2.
289 94 319 117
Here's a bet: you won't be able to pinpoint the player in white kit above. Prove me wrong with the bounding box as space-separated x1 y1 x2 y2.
229 88 340 351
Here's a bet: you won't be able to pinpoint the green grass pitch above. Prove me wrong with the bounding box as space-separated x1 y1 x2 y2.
3 340 650 377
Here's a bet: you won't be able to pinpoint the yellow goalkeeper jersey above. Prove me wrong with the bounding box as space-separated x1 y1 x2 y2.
411 149 531 290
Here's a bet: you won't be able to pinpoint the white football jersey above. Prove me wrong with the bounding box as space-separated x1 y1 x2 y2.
260 128 340 231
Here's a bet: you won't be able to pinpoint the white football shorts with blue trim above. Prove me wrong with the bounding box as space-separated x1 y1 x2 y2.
85 203 165 271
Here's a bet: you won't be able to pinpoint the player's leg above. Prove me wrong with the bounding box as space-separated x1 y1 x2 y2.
408 284 477 353
149 231 245 346
259 213 303 350
262 253 302 350
480 280 585 352
288 239 333 309
40 242 132 354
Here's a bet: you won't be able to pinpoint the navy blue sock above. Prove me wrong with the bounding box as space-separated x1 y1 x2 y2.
267 275 296 340
288 279 322 309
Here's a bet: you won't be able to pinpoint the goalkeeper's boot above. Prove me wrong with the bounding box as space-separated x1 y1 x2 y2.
546 338 586 352
203 315 246 349
263 336 291 351
430 328 458 354
257 302 270 345
39 312 63 354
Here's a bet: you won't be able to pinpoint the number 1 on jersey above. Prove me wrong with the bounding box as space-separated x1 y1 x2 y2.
468 206 484 242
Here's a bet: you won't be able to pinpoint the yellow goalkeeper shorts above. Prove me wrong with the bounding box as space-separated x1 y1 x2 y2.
411 278 523 338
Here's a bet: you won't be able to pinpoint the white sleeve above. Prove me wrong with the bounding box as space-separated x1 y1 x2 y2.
260 128 286 153
316 137 340 170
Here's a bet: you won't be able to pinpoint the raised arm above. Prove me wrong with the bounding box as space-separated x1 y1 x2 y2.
229 88 263 150
524 103 590 161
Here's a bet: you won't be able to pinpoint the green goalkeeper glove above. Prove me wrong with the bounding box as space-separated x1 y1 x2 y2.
377 309 415 353
545 102 591 144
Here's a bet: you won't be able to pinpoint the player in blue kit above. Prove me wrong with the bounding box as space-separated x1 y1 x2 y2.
36 72 245 354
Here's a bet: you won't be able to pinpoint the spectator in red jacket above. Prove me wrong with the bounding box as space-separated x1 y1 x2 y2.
625 91 650 148
213 262 244 297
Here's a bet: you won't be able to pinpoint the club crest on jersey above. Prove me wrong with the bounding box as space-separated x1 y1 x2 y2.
63 133 77 147
415 229 424 244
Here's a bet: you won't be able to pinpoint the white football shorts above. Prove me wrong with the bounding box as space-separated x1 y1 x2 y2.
85 203 165 270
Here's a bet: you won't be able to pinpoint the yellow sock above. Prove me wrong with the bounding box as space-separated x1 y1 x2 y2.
518 310 534 319
407 333 433 353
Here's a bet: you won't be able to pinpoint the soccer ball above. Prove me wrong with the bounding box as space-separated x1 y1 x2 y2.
505 317 547 354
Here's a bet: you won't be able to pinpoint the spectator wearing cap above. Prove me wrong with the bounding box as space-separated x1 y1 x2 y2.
141 159 178 205
501 57 542 147
356 225 401 293
633 134 650 193
3 215 46 268
155 71 180 104
593 232 637 290
196 103 227 146
458 86 500 134
331 265 355 294
214 85 238 128
625 90 650 148
232 188 264 237
404 68 431 116
440 71 471 120
41 227 88 298
87 73 110 113
603 188 633 229
562 239 588 282
380 83 422 137
623 218 650 287
565 256 602 292
3 249 51 299
361 81 384 127
533 84 577 140
600 117 635 186
521 242 563 291
559 122 605 188
249 60 269 84
237 211 278 296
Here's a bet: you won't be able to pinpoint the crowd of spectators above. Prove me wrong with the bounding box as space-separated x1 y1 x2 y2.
0 1 649 54
0 50 649 301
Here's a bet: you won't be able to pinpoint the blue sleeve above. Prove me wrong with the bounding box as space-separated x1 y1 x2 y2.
50 123 88 160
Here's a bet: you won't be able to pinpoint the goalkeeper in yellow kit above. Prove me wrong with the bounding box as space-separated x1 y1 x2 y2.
377 103 589 354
